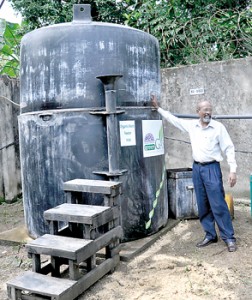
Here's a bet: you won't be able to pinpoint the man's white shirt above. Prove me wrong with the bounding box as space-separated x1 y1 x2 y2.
158 108 237 173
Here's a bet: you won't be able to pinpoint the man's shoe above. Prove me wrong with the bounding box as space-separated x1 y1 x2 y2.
226 241 237 252
196 236 218 248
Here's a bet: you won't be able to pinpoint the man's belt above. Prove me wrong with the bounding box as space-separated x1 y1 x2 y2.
194 160 217 166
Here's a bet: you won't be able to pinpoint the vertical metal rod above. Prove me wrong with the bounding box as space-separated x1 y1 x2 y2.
96 75 122 177
107 112 119 173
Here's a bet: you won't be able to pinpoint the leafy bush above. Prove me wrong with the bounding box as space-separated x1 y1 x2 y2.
0 19 22 77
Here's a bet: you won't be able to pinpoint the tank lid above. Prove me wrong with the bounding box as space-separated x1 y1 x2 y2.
72 4 92 24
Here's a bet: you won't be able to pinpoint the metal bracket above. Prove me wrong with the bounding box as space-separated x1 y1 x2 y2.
186 185 194 191
72 4 92 23
89 110 125 115
93 169 128 177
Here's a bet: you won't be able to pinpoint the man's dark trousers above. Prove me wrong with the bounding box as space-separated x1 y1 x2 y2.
192 161 236 243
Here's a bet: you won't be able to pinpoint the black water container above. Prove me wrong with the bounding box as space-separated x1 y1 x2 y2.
19 4 168 241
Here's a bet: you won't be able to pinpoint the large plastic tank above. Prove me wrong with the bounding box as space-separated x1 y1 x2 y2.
19 4 168 241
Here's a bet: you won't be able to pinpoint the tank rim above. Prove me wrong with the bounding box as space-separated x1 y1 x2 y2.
21 21 157 40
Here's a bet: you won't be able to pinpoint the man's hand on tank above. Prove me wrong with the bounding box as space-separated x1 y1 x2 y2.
150 94 159 109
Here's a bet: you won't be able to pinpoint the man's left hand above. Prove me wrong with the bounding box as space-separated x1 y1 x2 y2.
150 94 159 109
228 172 237 187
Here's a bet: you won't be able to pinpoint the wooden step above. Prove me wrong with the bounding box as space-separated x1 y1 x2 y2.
26 234 93 262
6 271 76 300
44 203 119 226
7 255 120 300
44 203 119 238
26 227 122 263
26 227 122 280
63 179 122 196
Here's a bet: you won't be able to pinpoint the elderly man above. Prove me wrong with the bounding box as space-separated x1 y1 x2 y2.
151 95 237 252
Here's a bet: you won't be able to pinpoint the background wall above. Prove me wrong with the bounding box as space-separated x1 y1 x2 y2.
160 57 252 198
0 76 21 202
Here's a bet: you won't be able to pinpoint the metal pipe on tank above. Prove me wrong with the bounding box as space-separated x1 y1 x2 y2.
96 75 124 179
174 114 252 119
99 75 122 113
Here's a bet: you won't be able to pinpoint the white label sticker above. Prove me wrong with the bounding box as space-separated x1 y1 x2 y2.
119 121 136 147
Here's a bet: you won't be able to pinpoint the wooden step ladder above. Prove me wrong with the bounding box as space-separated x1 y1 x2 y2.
6 179 122 300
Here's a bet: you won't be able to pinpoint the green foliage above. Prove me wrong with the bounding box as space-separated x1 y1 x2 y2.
0 196 5 204
4 0 252 73
0 19 22 77
122 0 252 67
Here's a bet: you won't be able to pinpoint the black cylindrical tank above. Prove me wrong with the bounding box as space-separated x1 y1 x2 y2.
19 4 168 241
20 5 160 112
